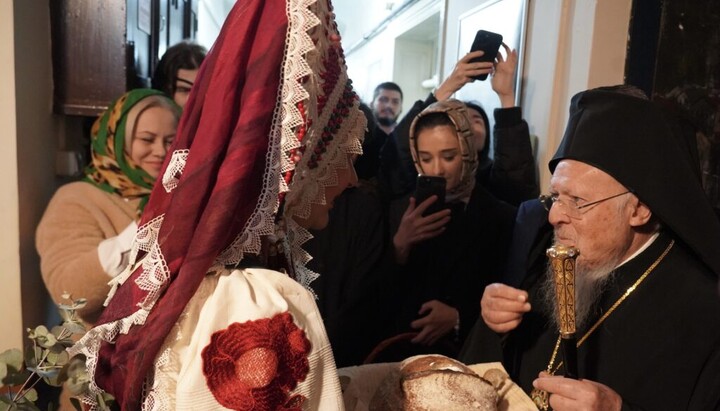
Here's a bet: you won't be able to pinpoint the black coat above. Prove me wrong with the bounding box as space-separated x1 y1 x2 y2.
461 232 720 410
305 186 394 367
385 184 516 359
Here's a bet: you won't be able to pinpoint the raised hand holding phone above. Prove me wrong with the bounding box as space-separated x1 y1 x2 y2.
469 30 504 81
435 30 511 101
434 51 494 100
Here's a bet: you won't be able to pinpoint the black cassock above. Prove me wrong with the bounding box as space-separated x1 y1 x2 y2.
461 232 720 410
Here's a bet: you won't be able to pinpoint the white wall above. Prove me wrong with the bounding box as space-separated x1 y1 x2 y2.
344 0 442 103
393 37 437 107
336 0 400 50
446 0 630 190
14 0 59 337
0 0 61 352
197 0 233 50
520 0 631 189
0 0 22 353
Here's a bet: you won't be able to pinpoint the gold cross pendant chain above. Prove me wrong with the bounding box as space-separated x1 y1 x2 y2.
530 240 674 411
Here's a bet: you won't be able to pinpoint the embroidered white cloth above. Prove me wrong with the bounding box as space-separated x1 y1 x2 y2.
146 268 343 410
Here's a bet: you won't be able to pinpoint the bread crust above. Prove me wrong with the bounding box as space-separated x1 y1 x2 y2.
369 355 499 411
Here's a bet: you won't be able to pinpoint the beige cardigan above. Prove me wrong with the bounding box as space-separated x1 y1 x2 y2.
36 181 141 324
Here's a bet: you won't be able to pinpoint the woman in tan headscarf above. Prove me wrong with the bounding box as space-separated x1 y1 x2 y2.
384 99 516 361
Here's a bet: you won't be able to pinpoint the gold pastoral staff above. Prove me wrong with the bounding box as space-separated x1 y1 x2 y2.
547 244 579 379
547 245 579 337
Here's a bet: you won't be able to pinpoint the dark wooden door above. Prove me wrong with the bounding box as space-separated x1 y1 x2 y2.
627 0 720 215
50 0 129 116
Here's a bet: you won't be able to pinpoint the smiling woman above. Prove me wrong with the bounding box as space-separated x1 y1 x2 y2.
35 89 181 325
128 105 177 178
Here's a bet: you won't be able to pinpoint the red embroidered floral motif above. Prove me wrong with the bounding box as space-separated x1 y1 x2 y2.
202 312 311 410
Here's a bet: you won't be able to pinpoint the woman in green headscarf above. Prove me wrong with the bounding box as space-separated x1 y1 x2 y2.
36 88 180 324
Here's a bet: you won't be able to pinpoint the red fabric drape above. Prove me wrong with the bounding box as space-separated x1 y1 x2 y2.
93 1 289 408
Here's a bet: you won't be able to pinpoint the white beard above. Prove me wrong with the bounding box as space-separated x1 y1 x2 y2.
540 245 625 332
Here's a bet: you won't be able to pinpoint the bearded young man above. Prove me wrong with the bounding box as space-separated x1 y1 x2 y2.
460 85 720 411
370 82 404 134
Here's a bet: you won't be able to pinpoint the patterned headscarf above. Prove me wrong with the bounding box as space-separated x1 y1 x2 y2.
84 88 180 213
70 0 365 408
409 99 478 203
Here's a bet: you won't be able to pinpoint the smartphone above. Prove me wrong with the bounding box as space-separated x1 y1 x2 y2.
413 175 446 216
469 30 503 81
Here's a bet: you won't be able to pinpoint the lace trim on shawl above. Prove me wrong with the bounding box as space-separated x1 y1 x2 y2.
67 308 152 409
68 0 365 408
213 0 317 269
161 149 189 193
70 213 168 408
281 15 364 222
104 214 166 305
278 0 364 291
69 0 326 407
141 308 186 410
284 217 318 295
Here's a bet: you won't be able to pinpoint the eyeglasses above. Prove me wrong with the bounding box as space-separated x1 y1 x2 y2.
538 191 632 219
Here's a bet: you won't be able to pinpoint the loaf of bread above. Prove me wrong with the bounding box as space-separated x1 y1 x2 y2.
369 355 500 411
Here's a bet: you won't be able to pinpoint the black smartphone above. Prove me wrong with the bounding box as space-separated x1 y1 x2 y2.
413 175 446 216
469 30 503 81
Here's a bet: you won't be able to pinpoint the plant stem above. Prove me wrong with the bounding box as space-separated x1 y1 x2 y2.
11 374 37 402
12 346 51 402
24 375 42 395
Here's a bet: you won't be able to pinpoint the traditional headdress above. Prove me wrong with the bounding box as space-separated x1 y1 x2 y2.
69 0 365 408
409 99 478 203
84 88 179 213
550 86 720 277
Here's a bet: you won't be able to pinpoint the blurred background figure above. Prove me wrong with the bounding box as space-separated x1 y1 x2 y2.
151 41 207 107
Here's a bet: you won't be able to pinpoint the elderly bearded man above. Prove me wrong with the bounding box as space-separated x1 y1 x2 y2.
460 85 720 411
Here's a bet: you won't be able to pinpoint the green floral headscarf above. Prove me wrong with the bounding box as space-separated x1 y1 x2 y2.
84 88 179 213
